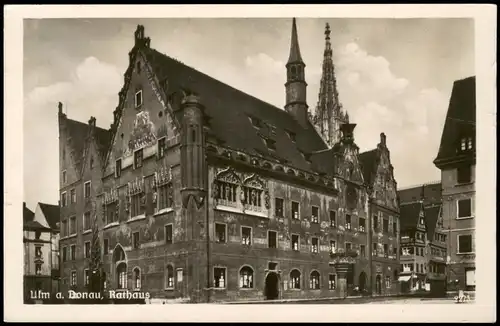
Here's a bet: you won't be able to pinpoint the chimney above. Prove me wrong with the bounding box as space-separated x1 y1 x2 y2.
88 116 96 127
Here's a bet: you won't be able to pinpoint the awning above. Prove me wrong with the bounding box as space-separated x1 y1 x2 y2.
398 275 412 282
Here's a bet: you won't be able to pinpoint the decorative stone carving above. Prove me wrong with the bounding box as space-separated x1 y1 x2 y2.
215 167 241 184
211 182 219 200
264 190 270 209
243 174 266 189
153 165 172 189
125 111 157 156
125 196 131 213
128 177 145 196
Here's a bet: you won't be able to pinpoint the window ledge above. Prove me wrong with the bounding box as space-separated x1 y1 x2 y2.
154 208 174 216
212 287 226 291
455 182 474 187
238 287 255 290
104 222 119 230
245 210 268 218
164 288 175 291
83 230 92 235
61 234 77 240
215 205 241 214
456 252 475 255
456 216 474 220
127 214 146 223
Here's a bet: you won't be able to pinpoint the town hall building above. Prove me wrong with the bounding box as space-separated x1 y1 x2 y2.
58 19 400 303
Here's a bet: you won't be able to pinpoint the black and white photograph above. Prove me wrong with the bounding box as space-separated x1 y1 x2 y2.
4 4 496 323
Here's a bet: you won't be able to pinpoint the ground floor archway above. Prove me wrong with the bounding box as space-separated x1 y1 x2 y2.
375 274 382 294
358 272 367 292
264 272 279 300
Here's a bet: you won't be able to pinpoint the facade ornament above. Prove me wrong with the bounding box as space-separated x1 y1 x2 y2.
125 195 131 213
152 191 158 204
211 181 219 200
264 190 270 209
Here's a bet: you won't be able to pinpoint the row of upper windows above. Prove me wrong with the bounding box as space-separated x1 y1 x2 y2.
114 137 168 178
401 263 428 274
61 224 396 263
60 212 92 238
218 192 397 234
103 182 173 226
60 181 91 207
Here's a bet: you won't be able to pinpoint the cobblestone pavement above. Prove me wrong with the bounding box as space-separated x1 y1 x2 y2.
366 297 463 304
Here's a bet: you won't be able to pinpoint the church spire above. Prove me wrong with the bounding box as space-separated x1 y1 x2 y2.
287 18 304 65
312 22 348 148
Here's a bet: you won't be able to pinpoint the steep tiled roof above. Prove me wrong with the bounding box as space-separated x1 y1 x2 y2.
425 204 441 240
94 126 113 162
358 149 378 185
142 48 328 173
24 220 51 231
65 118 90 172
398 182 442 206
399 202 423 232
23 202 35 223
38 203 60 230
434 76 476 164
65 117 113 170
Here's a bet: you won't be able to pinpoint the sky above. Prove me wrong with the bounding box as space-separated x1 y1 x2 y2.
23 18 475 209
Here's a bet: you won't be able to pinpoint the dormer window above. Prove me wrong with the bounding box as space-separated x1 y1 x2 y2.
265 139 276 151
286 130 296 142
135 90 143 108
249 116 262 128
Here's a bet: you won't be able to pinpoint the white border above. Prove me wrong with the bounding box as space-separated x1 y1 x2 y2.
4 4 497 323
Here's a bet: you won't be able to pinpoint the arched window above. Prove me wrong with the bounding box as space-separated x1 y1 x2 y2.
290 269 301 289
239 266 254 289
117 262 127 289
165 265 174 289
310 271 320 290
133 268 141 289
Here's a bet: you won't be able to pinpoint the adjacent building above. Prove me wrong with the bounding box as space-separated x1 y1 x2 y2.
433 76 476 294
58 20 400 302
397 182 447 296
23 202 60 302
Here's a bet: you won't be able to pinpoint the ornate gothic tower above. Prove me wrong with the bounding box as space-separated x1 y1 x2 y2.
285 18 309 128
180 94 207 209
312 23 349 147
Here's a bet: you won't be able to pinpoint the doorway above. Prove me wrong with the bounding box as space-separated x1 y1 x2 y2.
264 272 279 300
358 272 367 292
375 274 382 294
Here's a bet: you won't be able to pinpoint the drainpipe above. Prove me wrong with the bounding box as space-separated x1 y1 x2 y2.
204 151 211 303
367 196 373 297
